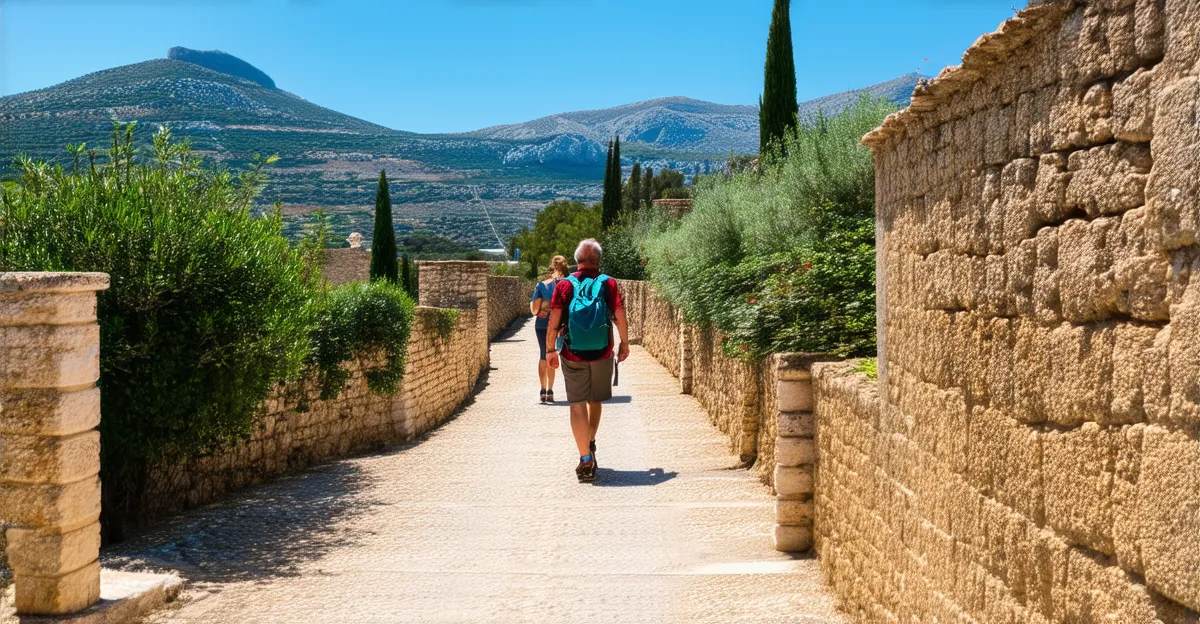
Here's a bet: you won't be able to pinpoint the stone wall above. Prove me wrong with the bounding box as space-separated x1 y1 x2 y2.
140 262 495 524
626 280 808 486
830 0 1200 620
324 248 371 286
487 276 532 339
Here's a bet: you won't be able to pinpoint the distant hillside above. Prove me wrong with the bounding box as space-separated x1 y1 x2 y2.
462 73 923 155
167 47 277 89
0 48 920 248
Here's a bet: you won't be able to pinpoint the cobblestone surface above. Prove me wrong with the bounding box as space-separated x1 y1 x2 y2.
104 318 845 624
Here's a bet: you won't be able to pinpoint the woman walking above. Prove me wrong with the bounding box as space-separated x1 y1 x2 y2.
531 255 569 403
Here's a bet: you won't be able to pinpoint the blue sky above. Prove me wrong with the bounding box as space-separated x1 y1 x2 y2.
0 0 1020 133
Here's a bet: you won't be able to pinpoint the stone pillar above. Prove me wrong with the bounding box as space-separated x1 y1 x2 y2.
678 314 693 394
0 272 109 615
773 355 818 553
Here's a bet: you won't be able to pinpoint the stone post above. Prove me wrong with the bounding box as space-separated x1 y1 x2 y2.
0 272 109 615
678 314 693 394
772 354 820 553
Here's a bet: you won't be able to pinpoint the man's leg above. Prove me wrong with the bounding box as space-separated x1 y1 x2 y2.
587 402 602 442
570 402 592 457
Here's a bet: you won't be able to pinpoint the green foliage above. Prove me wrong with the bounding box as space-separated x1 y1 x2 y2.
507 200 602 278
0 125 314 473
400 253 418 299
652 169 686 199
640 99 893 359
627 163 643 213
309 281 416 400
0 125 418 534
370 171 399 282
602 138 623 229
761 0 799 153
660 186 692 200
642 167 654 209
432 308 460 341
853 358 878 381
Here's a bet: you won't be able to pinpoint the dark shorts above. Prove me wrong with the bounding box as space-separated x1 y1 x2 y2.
562 356 614 404
535 322 549 360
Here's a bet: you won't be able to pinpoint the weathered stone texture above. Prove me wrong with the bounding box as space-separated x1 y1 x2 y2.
487 275 532 339
322 248 371 286
841 0 1200 620
141 263 497 523
0 272 108 615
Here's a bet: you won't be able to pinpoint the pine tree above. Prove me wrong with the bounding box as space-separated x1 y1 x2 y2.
370 170 399 283
628 163 643 213
760 0 798 154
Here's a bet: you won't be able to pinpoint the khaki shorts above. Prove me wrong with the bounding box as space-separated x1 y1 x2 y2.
561 356 615 404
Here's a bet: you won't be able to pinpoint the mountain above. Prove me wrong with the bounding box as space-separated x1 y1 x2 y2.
462 74 923 155
167 47 277 89
0 49 919 248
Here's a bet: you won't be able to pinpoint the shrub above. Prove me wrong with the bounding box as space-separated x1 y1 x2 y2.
507 200 601 278
0 125 416 536
309 281 416 400
640 98 893 358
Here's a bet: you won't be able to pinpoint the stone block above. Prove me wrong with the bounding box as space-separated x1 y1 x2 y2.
0 387 100 436
1145 76 1200 249
0 291 98 328
6 522 99 576
0 325 100 389
1065 142 1151 217
1137 426 1200 611
775 437 815 467
776 499 814 525
777 411 815 437
0 431 100 485
777 379 813 413
0 476 101 532
773 523 813 553
13 560 101 615
774 465 814 498
1042 423 1117 555
1113 67 1156 142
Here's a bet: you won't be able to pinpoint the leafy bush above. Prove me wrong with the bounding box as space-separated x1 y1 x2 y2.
0 125 417 535
639 98 893 358
853 358 878 380
508 200 601 278
309 281 416 400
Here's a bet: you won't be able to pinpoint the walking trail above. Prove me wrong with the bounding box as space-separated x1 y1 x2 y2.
106 318 845 624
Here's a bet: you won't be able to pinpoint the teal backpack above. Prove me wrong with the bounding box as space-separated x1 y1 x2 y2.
565 274 612 351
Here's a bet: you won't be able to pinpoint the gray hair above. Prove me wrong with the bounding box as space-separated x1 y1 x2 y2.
574 238 603 266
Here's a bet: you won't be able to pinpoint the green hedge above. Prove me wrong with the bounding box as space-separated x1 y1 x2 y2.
638 98 893 359
0 125 416 536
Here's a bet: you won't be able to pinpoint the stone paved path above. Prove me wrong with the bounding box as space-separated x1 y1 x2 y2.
106 318 845 624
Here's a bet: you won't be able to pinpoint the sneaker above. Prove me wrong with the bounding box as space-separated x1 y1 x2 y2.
546 390 555 404
540 389 547 404
589 440 597 467
576 457 596 483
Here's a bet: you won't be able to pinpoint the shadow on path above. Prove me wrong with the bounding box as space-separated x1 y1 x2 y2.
103 460 382 583
592 467 678 487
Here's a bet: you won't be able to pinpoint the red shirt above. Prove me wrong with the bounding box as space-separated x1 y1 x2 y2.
550 268 623 362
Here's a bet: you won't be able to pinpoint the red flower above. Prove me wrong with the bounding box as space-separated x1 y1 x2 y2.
740 344 748 352
804 263 813 270
747 296 758 304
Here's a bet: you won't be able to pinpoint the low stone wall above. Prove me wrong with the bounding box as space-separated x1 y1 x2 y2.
617 280 647 345
487 276 531 339
640 284 681 376
323 248 371 285
138 261 495 524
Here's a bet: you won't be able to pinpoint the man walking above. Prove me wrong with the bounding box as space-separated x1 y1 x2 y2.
545 239 630 483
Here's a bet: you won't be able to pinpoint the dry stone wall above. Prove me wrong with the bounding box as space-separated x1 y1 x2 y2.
487 275 532 339
832 0 1200 620
323 248 371 286
141 262 495 523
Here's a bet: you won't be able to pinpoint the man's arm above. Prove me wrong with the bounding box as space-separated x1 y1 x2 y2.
614 306 630 362
545 308 564 369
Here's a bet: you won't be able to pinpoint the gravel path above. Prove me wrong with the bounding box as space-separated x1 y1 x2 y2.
106 318 845 624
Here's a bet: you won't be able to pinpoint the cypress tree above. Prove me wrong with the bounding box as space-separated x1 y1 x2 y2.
602 138 622 228
760 0 798 154
628 163 643 213
370 170 399 282
643 167 654 206
401 253 415 298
